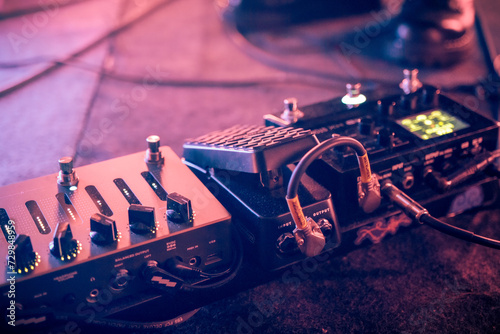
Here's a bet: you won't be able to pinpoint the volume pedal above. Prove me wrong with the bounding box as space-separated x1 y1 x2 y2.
10 235 41 274
90 213 120 245
128 204 157 234
49 222 81 261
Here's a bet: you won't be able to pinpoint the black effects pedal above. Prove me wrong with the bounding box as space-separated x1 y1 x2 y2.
183 126 340 271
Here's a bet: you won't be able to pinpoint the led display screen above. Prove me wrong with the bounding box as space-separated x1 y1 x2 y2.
397 109 469 140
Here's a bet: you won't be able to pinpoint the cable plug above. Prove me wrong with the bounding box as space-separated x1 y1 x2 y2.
293 217 325 257
164 257 205 279
141 260 183 295
424 150 500 192
381 181 428 222
358 173 382 213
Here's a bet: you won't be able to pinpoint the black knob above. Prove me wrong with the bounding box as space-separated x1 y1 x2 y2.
90 213 119 245
9 234 40 274
166 192 194 224
358 117 374 136
49 222 81 261
128 204 156 234
377 128 395 148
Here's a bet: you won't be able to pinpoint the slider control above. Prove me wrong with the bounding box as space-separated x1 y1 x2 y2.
90 213 120 245
145 135 164 165
166 192 194 224
57 157 79 187
10 234 40 274
128 204 156 234
49 222 81 261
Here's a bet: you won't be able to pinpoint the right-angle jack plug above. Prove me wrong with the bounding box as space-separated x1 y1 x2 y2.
293 217 325 258
287 196 325 257
358 173 382 213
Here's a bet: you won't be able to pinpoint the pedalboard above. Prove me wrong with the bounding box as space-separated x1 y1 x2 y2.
265 84 500 230
184 82 499 271
1 74 499 331
0 140 232 323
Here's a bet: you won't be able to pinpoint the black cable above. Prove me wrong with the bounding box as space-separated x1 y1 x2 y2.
0 55 348 89
16 306 199 330
0 0 177 98
0 0 400 93
143 230 243 293
474 8 500 122
474 8 500 82
287 136 367 199
0 56 58 68
420 214 500 250
72 0 130 164
223 18 398 88
381 181 500 250
14 232 242 330
101 71 337 89
0 0 87 20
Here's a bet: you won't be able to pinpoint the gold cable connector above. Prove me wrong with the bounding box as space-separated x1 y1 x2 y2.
286 196 308 230
286 196 326 257
357 153 372 183
356 154 381 213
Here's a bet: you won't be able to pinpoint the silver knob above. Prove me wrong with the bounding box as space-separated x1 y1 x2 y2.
341 83 366 108
145 135 164 165
346 83 361 98
57 157 79 187
280 97 304 123
400 69 422 94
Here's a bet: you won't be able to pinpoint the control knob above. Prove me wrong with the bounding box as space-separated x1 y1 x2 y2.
128 204 156 234
49 222 81 261
10 234 40 274
90 213 119 245
167 192 194 224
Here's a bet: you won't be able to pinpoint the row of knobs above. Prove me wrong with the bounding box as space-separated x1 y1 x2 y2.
11 136 193 274
12 193 193 273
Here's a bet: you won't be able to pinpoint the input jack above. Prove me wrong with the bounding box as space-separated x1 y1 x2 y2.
89 289 99 298
401 172 415 190
86 288 100 303
188 256 201 267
